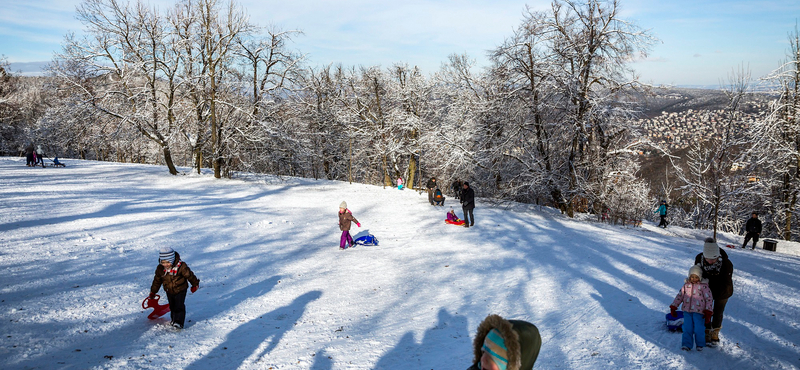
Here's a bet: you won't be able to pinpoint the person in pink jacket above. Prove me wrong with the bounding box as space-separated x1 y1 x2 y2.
670 265 714 351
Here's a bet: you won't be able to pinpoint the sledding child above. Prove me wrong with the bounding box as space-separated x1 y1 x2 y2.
447 208 460 222
397 177 404 190
338 201 360 250
670 265 713 351
149 247 200 329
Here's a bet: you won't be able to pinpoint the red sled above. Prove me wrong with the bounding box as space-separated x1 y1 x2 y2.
142 294 170 319
445 219 465 226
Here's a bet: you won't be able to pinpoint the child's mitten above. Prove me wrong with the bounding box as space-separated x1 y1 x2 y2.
703 310 713 324
669 305 677 317
356 222 361 227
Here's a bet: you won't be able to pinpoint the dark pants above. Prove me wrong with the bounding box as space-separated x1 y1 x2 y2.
427 188 435 204
167 289 187 327
742 232 759 249
463 207 474 227
26 153 34 166
658 215 668 228
706 297 728 329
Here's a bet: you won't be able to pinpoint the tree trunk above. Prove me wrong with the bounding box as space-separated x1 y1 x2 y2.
163 146 178 175
195 149 202 174
407 154 417 190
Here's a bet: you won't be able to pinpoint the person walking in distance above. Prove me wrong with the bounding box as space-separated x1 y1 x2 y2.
461 182 475 228
655 200 668 228
742 212 762 249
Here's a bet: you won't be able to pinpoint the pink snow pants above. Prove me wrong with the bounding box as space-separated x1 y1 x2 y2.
340 230 353 248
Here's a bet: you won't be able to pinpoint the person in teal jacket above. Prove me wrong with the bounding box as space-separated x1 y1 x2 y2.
655 200 668 228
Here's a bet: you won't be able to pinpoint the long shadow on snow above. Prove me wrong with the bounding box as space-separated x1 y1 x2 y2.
374 308 470 369
184 290 322 370
4 312 156 369
310 348 334 370
0 183 291 233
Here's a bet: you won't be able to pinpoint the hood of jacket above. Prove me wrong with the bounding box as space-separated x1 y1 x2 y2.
471 314 541 370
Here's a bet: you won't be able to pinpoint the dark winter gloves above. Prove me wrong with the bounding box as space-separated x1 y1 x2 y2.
191 284 199 293
704 310 713 324
670 305 677 317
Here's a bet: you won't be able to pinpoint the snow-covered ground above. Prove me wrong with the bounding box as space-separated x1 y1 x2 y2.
1 156 799 370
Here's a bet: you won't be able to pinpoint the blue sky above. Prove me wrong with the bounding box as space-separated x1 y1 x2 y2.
1 0 798 86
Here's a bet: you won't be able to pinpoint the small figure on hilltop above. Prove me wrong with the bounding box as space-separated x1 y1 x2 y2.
742 212 762 250
427 177 438 205
461 182 475 228
655 200 668 228
148 247 200 329
397 176 404 190
466 314 541 370
693 237 734 347
338 201 360 250
670 265 714 351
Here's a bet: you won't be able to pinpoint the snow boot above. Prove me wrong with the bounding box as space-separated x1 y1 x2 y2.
710 327 721 345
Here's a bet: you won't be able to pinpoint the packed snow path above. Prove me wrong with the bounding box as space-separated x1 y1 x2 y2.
1 157 799 370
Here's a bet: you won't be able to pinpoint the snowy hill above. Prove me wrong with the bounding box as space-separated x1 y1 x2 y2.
1 157 799 370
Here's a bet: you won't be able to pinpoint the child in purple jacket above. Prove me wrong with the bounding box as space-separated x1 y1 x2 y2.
670 265 714 351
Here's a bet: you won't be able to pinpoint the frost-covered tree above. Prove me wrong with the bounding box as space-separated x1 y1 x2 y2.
750 26 800 240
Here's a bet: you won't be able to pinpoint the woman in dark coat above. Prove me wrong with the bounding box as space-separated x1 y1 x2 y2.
461 182 475 228
693 237 733 346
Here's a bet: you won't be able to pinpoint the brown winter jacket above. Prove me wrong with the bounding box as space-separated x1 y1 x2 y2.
467 314 542 370
150 252 200 296
338 210 359 231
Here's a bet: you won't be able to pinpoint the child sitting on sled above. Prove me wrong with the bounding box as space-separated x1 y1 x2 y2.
670 265 713 351
445 208 465 225
149 247 200 329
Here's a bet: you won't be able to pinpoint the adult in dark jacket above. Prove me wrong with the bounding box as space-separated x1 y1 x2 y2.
742 212 762 249
24 143 34 167
467 314 541 370
693 237 733 346
427 177 437 205
461 182 475 228
149 248 200 329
